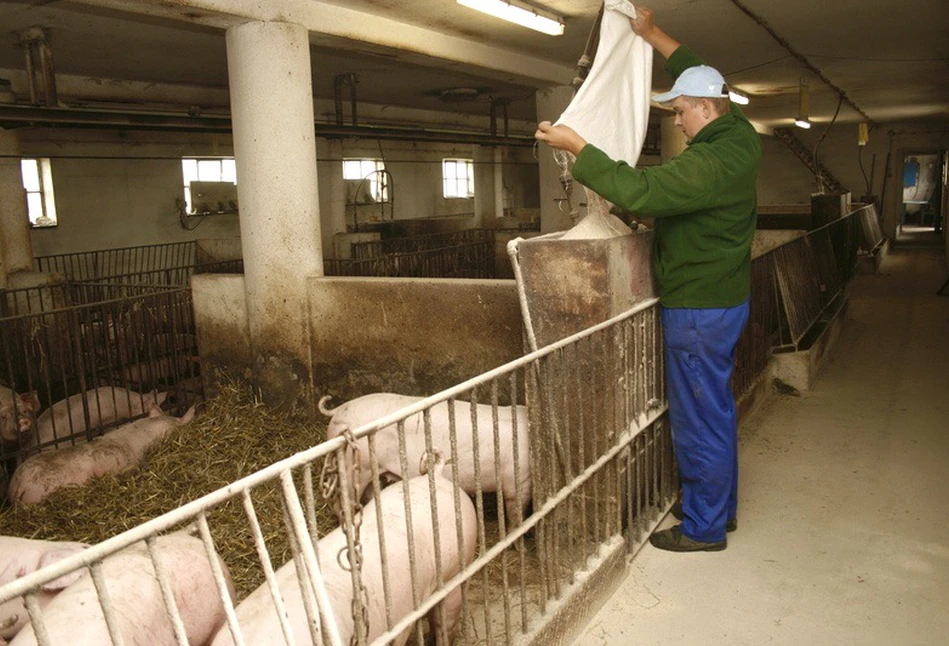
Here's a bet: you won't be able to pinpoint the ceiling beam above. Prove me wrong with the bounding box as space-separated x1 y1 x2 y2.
70 0 574 88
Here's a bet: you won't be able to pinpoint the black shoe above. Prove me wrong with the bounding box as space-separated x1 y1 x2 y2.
671 501 738 533
649 525 727 552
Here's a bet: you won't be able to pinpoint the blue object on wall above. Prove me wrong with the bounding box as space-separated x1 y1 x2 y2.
903 160 919 188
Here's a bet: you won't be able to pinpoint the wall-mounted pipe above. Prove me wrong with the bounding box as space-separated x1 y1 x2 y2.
0 104 535 146
17 27 58 108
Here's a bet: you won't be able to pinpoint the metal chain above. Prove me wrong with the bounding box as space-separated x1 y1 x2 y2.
341 430 371 646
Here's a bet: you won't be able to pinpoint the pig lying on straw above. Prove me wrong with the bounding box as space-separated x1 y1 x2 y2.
32 387 168 452
9 404 195 505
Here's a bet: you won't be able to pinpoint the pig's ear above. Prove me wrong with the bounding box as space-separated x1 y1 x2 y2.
155 391 168 406
37 548 87 590
19 391 41 411
148 403 162 418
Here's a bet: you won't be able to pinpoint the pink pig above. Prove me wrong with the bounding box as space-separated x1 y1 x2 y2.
320 392 532 523
9 405 195 505
0 537 88 643
33 387 167 452
211 466 476 646
8 533 234 646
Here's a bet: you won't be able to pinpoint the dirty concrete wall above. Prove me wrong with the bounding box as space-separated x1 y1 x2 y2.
191 273 252 395
308 276 522 401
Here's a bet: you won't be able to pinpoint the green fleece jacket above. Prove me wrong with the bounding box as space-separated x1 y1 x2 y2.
572 46 762 308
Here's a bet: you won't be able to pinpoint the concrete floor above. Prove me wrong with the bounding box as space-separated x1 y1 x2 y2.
576 244 949 645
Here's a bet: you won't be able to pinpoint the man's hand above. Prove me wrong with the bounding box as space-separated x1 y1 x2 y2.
628 6 680 59
629 6 656 38
534 121 588 156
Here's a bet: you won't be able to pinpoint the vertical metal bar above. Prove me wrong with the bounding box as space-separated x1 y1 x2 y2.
576 339 588 560
22 591 51 646
469 390 493 645
195 513 243 646
240 490 292 646
509 371 528 634
90 561 127 646
446 398 471 639
422 407 448 646
395 421 425 646
145 536 190 646
366 434 394 633
280 470 342 646
490 380 512 643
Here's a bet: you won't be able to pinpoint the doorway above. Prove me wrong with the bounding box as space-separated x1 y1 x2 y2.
897 151 945 246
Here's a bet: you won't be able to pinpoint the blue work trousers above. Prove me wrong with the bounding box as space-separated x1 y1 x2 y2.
661 301 749 543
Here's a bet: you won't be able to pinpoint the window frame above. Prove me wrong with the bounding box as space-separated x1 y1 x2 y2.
342 158 389 203
442 158 475 199
21 158 58 228
181 157 237 214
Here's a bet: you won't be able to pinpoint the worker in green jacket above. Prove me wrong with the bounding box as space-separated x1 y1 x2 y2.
535 6 761 552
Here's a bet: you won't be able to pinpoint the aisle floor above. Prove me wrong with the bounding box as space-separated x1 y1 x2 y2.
576 247 949 645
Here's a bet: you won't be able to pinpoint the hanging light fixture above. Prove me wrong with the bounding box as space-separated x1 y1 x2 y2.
858 122 870 146
457 0 565 36
728 88 750 105
794 78 811 129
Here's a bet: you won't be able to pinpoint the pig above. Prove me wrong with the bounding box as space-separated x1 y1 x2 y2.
0 387 40 447
319 393 531 524
9 532 234 646
32 387 168 452
9 405 196 505
0 537 88 643
210 464 477 646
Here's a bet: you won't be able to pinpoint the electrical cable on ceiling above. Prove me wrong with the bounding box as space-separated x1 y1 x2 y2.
727 0 874 126
811 94 843 193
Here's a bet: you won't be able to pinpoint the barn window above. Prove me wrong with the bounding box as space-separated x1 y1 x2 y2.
181 157 237 213
20 158 58 227
442 158 474 199
343 158 389 203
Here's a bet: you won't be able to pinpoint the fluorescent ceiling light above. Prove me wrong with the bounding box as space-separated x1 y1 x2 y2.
728 90 749 105
457 0 565 36
795 79 810 129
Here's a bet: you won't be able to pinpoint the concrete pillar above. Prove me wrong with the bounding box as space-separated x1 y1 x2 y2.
535 86 576 234
226 21 322 408
317 138 346 258
0 129 34 287
660 113 687 163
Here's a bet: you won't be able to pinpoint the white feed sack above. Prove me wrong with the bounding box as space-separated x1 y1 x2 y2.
555 0 653 239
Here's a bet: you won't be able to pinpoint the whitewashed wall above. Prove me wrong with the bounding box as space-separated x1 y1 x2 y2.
20 129 540 258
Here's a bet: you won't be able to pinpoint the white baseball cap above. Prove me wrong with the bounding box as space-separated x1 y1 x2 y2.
652 65 729 104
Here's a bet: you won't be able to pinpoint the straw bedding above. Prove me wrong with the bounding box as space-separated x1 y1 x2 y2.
0 382 337 598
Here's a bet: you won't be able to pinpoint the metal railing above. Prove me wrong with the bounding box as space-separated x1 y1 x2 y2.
0 286 200 462
350 230 493 260
0 297 671 646
325 241 494 279
771 210 865 349
34 242 197 282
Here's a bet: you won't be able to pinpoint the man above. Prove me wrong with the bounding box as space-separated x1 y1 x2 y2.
535 7 761 552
